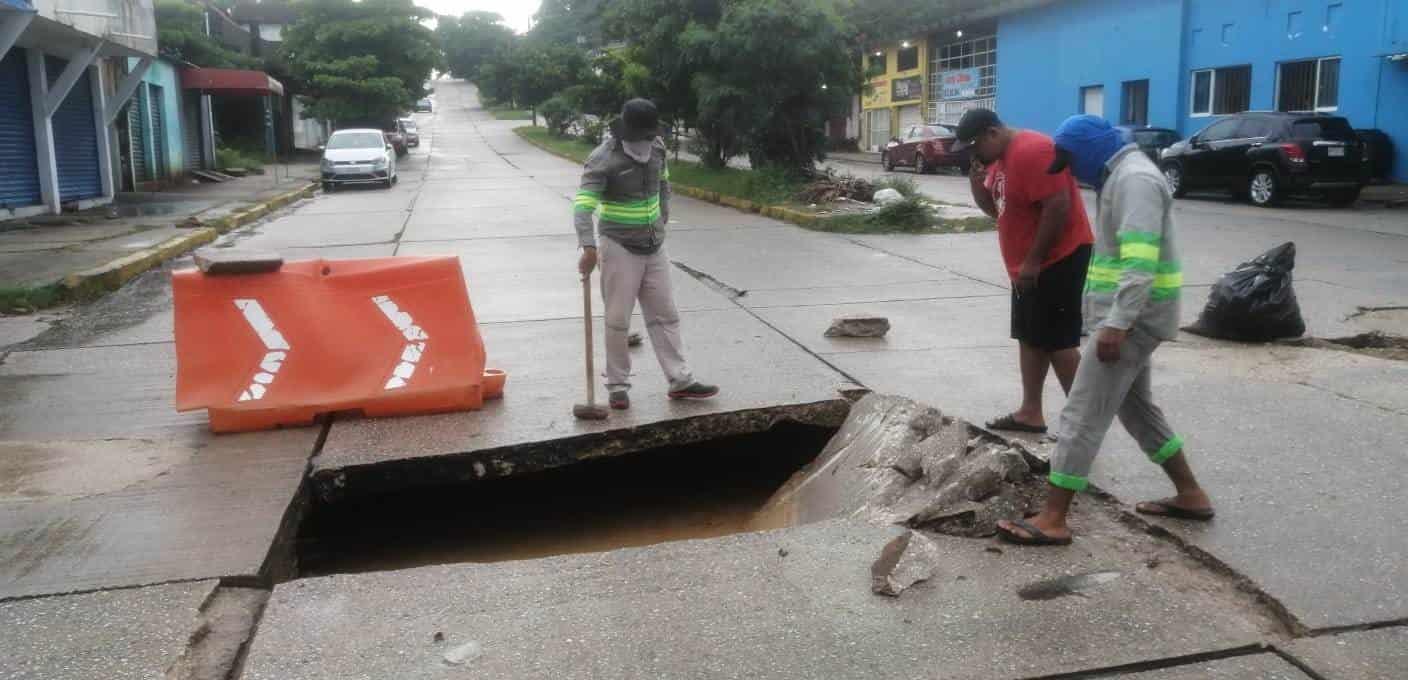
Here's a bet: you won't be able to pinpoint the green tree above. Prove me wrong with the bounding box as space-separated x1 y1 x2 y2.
514 43 590 123
437 11 515 80
603 0 724 126
528 0 608 47
685 0 861 170
154 0 259 69
840 0 984 43
280 0 438 125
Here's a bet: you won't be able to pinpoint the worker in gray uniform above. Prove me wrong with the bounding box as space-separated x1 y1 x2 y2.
575 99 718 410
998 114 1214 546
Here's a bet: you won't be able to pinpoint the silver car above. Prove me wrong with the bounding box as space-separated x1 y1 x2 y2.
320 129 398 190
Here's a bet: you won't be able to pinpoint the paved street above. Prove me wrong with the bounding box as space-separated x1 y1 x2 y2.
3 79 1408 678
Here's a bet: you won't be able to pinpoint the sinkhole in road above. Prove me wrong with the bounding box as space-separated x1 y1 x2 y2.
296 421 837 576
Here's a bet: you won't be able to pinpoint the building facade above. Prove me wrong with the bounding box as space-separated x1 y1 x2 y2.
1 0 159 217
861 39 930 151
996 0 1408 181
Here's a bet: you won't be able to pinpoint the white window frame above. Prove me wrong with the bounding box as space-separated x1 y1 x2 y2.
1275 56 1341 113
1190 68 1214 117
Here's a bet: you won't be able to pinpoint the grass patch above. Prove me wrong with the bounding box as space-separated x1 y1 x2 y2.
489 107 534 121
515 126 806 206
216 146 265 170
516 126 598 162
0 284 64 313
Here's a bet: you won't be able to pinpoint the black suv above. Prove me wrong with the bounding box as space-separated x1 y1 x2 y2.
1160 112 1367 207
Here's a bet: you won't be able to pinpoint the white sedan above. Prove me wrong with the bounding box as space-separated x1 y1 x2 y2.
320 129 398 190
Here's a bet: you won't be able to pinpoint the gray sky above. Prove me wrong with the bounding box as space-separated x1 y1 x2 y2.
414 0 541 33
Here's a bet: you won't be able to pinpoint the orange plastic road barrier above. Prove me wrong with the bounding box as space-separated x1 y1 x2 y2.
174 256 504 433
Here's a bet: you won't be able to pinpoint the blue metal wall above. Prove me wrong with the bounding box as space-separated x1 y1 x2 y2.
997 0 1187 133
995 0 1408 180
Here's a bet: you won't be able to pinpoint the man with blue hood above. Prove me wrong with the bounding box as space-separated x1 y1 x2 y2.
997 115 1215 546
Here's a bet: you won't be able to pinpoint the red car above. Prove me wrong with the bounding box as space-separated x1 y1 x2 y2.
882 124 971 174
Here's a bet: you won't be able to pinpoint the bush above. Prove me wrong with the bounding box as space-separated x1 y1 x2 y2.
539 95 578 137
873 176 920 199
871 196 934 231
582 115 612 145
216 146 265 170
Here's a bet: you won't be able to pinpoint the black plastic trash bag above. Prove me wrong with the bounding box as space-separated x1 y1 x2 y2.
1184 242 1306 341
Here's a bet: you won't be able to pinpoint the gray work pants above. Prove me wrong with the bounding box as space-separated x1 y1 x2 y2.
599 237 694 393
1049 328 1184 492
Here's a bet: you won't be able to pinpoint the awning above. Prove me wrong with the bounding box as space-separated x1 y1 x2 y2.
181 68 284 97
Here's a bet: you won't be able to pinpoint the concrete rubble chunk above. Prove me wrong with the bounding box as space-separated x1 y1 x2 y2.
870 530 940 596
194 249 284 275
757 393 1035 537
825 315 892 338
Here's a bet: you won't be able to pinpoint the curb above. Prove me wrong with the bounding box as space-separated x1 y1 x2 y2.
515 129 826 232
58 182 316 301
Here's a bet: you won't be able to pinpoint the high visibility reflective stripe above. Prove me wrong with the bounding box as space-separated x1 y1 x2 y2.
1120 242 1160 264
1048 472 1089 492
1117 231 1162 245
1149 435 1185 465
574 190 602 213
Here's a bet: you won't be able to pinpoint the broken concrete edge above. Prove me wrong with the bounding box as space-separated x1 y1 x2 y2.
309 399 852 504
1080 480 1309 639
165 584 272 680
0 575 229 606
512 129 826 230
50 182 316 305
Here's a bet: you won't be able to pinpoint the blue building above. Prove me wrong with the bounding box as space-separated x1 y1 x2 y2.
988 0 1408 181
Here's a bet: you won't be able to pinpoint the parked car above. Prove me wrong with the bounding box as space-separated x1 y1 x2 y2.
398 118 419 148
1355 128 1394 183
320 129 398 190
882 124 971 174
415 98 433 113
384 125 409 157
1160 112 1367 207
1117 125 1181 163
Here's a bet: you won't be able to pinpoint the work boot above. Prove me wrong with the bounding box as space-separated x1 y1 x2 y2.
668 382 719 400
609 390 630 410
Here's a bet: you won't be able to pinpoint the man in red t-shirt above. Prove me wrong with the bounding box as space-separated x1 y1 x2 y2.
951 108 1094 434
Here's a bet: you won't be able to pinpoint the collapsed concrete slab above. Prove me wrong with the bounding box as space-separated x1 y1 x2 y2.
0 580 216 680
311 308 852 503
756 394 1038 537
243 516 1282 680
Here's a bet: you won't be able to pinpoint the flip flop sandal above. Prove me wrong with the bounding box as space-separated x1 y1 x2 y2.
996 518 1073 546
985 413 1048 434
1136 500 1216 521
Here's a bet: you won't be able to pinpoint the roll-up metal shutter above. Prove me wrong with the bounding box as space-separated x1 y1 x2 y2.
46 56 101 201
0 51 41 209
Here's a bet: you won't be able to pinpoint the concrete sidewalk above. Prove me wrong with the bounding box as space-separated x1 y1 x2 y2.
0 164 317 308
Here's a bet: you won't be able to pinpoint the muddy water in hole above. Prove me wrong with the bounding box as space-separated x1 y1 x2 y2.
299 424 833 575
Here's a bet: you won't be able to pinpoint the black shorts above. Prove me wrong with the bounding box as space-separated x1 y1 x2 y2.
1011 244 1092 351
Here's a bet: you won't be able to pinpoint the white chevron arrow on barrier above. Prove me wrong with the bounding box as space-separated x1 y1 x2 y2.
372 295 430 390
233 299 290 402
